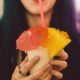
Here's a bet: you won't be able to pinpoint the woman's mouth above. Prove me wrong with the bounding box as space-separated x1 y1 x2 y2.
33 0 45 3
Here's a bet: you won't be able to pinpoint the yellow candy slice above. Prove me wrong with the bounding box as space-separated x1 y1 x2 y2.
42 28 71 58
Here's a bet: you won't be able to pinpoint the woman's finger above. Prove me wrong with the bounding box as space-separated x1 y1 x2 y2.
44 73 52 80
12 56 28 77
19 56 40 74
56 50 68 60
28 64 52 79
15 56 28 70
40 67 52 79
18 56 28 67
12 56 39 78
49 60 67 71
51 70 63 79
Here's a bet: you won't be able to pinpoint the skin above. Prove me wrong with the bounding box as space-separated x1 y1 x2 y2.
12 50 68 80
12 0 68 80
21 0 56 14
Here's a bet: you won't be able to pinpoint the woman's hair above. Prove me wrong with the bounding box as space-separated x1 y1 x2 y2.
0 0 79 79
1 0 78 39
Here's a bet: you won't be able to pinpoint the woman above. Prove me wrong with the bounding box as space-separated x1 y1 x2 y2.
0 0 80 80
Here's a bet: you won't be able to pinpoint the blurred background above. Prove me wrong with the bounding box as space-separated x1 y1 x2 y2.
74 0 80 33
0 0 3 18
0 0 80 33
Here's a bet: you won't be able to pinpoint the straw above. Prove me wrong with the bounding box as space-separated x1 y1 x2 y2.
39 0 46 28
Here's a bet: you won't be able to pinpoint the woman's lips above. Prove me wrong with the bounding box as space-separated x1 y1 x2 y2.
33 0 39 3
33 0 44 3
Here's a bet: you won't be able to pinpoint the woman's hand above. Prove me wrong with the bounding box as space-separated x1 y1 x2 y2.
11 49 68 80
40 49 68 80
49 49 68 79
11 56 52 80
34 49 68 80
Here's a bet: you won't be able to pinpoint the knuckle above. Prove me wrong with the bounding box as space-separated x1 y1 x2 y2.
32 57 39 63
59 73 63 79
30 59 37 65
52 70 63 79
65 52 69 60
40 65 51 74
12 75 18 80
31 77 37 80
25 65 30 69
28 76 37 80
40 70 45 74
26 66 30 72
21 65 30 73
63 50 69 60
29 57 39 65
63 61 68 68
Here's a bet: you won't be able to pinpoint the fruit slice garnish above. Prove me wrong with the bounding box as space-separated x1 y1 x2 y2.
42 28 71 58
16 27 48 51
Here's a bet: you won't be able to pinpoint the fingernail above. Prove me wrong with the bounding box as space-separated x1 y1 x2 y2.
58 73 63 79
47 64 52 68
24 56 28 60
35 56 40 60
49 61 52 64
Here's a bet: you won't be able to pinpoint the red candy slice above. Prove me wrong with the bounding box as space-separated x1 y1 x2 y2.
16 27 48 51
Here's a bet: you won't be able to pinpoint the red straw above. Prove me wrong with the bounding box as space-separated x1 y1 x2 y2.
39 0 45 28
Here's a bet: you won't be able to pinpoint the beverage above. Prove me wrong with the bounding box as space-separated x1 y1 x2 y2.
16 27 71 74
27 47 50 74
